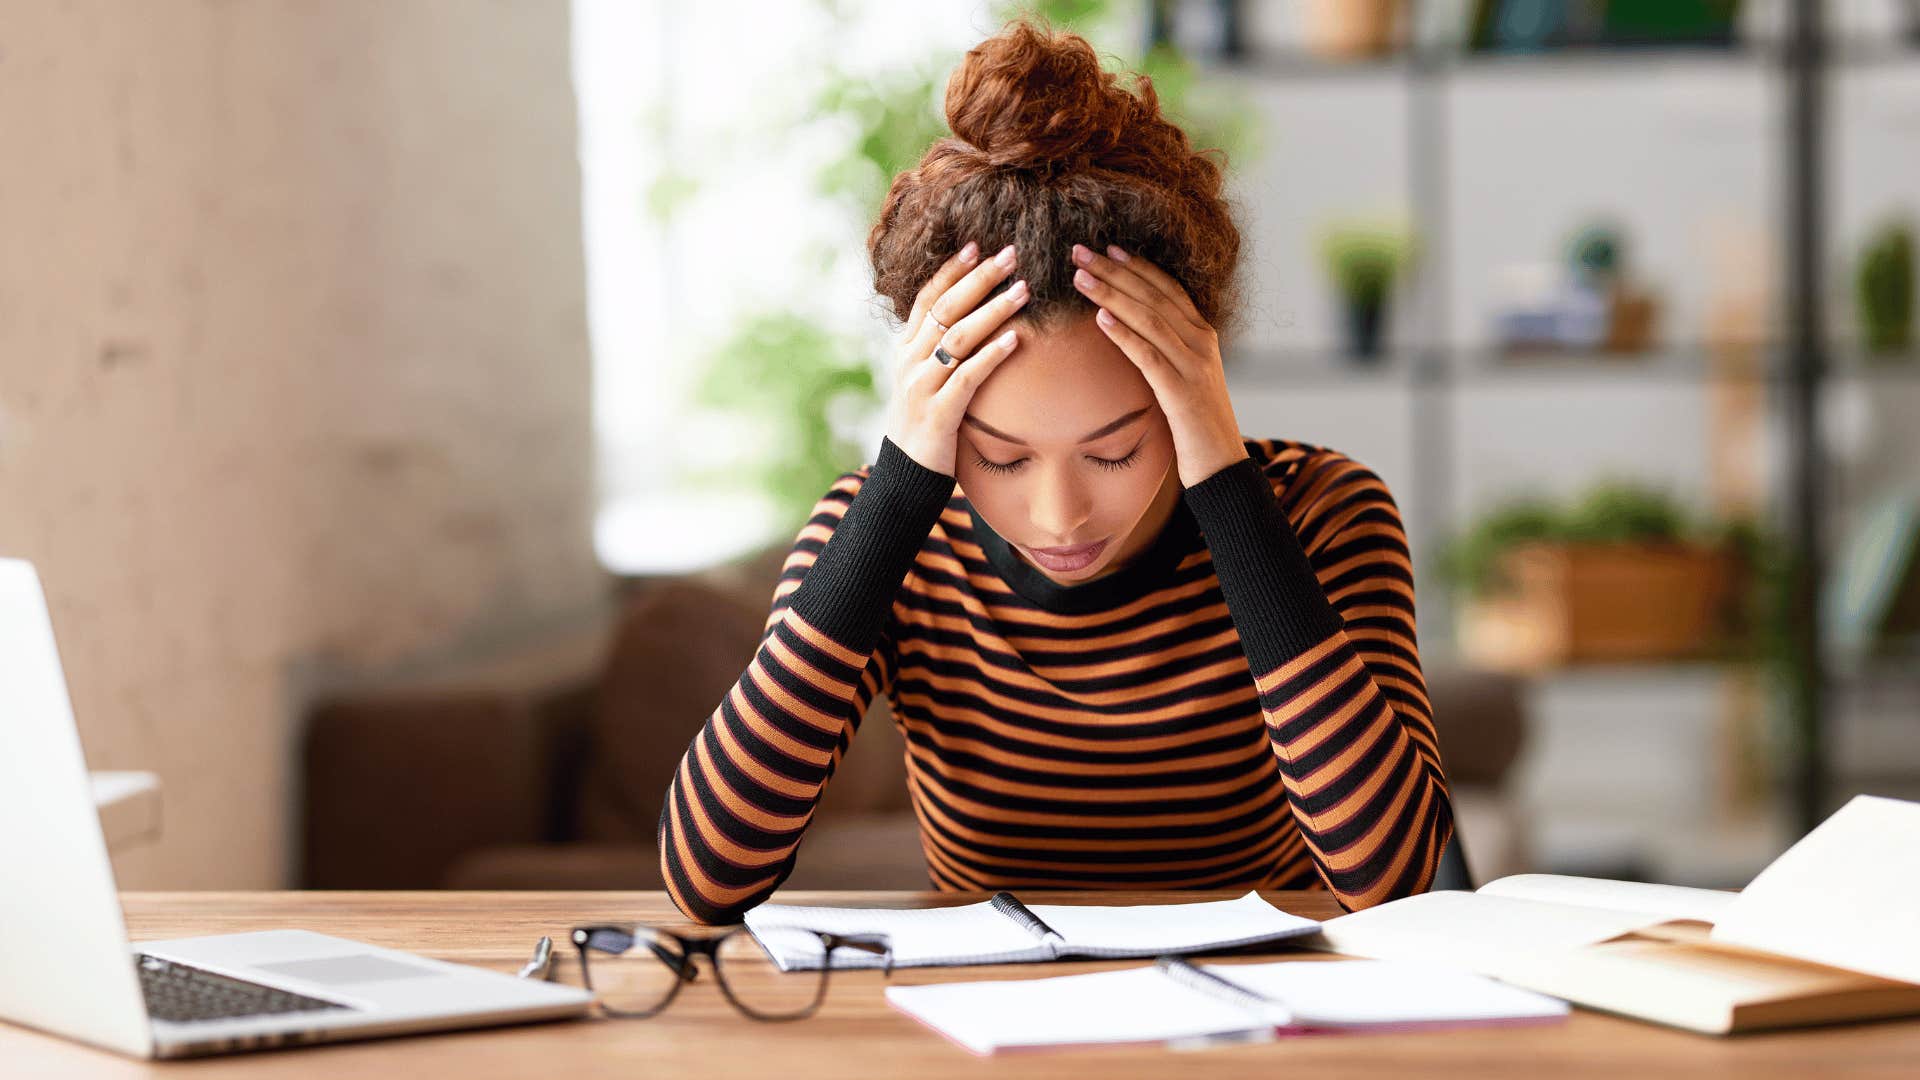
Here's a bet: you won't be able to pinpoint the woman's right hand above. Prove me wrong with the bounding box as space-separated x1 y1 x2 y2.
885 241 1030 476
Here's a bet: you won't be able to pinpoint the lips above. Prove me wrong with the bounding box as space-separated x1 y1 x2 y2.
1024 537 1109 573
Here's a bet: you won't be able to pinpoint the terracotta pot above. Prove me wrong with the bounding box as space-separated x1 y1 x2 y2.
1459 540 1741 672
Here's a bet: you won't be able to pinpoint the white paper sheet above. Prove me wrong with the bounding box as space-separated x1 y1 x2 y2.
745 899 1047 970
883 959 1568 1054
1476 874 1738 925
1711 794 1920 986
1028 890 1321 955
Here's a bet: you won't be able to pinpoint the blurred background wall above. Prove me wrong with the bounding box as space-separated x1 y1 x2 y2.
0 0 602 888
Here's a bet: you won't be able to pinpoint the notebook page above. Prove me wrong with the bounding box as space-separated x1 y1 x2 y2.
1311 891 1674 973
1201 959 1569 1027
1027 890 1320 956
743 899 1050 971
1711 794 1920 986
1477 874 1737 924
883 965 1268 1055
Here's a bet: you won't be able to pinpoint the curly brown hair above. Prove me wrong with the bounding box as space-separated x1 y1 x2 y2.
866 16 1246 342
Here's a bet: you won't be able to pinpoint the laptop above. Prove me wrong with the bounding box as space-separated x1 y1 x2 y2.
0 558 593 1058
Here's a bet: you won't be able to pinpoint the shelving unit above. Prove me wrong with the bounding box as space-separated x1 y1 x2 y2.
1154 2 1920 845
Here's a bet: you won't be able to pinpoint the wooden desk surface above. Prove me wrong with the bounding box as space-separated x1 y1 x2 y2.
4 890 1916 1078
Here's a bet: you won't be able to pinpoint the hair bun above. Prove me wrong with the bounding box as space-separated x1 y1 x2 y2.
943 20 1149 175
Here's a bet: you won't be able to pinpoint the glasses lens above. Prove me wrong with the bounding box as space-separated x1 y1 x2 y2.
715 931 830 1019
579 927 685 1016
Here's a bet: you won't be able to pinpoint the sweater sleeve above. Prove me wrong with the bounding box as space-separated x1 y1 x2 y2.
1181 449 1455 911
658 436 954 924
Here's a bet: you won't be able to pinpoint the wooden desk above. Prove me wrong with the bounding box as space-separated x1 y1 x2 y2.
5 890 1916 1078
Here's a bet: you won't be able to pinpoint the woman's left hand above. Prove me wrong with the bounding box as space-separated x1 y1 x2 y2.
1071 243 1249 488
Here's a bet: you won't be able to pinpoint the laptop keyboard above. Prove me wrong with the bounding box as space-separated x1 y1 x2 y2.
138 954 352 1024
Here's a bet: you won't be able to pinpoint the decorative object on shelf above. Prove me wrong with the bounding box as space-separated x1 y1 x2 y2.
1573 220 1661 352
1148 0 1246 60
1854 218 1914 358
1317 216 1416 362
1301 0 1406 59
1490 218 1660 358
1438 480 1779 672
1466 0 1741 53
1468 0 1574 52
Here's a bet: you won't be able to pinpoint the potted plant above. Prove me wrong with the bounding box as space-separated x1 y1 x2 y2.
1438 480 1768 672
1318 218 1415 362
1856 219 1914 357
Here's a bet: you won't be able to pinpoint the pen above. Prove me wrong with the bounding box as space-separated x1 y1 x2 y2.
1153 955 1286 1022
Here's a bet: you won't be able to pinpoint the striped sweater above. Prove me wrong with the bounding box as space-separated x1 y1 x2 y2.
658 434 1455 924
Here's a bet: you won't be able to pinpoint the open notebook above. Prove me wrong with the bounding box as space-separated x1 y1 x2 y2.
883 958 1569 1055
742 890 1321 971
1309 794 1920 1035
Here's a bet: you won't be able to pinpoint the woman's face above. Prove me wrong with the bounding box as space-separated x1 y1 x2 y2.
957 313 1184 585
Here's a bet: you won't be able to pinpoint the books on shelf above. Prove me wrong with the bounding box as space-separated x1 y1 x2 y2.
883 957 1569 1055
1308 794 1920 1035
742 889 1321 972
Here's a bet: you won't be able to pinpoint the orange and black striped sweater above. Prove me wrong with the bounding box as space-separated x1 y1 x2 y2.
659 434 1455 924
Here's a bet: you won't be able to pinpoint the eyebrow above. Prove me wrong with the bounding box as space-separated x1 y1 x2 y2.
963 405 1153 447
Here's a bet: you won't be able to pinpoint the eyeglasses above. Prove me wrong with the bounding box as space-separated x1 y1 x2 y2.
518 924 892 1022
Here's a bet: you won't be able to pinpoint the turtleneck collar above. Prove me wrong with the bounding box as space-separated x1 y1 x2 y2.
967 493 1204 614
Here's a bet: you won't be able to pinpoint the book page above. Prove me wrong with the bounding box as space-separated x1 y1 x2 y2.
1028 890 1320 956
1200 959 1568 1028
884 966 1265 1055
1311 891 1676 972
1477 874 1738 924
1711 794 1920 986
743 898 1049 971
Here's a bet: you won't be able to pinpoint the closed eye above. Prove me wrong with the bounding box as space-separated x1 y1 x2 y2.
971 438 1146 475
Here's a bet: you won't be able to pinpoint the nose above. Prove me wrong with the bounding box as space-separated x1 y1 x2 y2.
1028 462 1094 544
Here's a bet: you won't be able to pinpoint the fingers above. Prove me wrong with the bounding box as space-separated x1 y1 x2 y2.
937 277 1029 364
1091 305 1176 388
930 326 1020 413
1075 260 1199 368
908 241 981 339
1070 244 1210 352
1101 244 1208 330
925 243 1020 342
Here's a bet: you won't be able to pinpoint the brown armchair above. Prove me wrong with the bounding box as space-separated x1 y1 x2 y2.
302 548 1531 891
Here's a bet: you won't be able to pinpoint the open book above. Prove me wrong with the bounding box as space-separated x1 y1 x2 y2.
1309 794 1920 1035
883 958 1569 1055
742 890 1320 971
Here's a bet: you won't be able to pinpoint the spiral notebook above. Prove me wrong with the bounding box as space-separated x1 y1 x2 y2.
742 890 1321 971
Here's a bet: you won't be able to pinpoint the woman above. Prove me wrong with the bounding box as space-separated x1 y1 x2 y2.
659 18 1454 925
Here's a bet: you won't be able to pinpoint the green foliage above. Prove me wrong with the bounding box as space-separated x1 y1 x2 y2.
1856 219 1914 355
687 311 877 529
813 61 952 214
1318 219 1416 308
1440 479 1712 599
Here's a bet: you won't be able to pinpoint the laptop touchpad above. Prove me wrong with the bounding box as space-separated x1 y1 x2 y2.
253 954 444 985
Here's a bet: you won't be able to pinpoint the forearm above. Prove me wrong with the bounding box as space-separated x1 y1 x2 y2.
658 437 951 924
1183 456 1454 910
